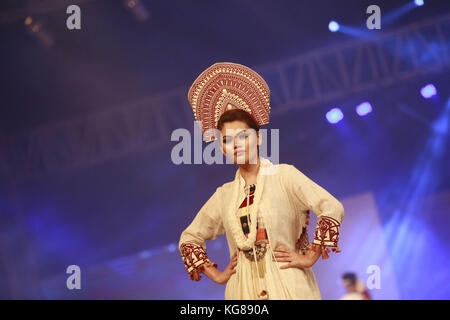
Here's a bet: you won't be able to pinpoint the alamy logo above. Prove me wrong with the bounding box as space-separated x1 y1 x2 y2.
366 5 381 30
170 121 280 170
66 265 81 290
66 5 81 30
366 265 381 289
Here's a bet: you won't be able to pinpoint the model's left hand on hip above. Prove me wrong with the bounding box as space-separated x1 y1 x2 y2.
272 244 316 269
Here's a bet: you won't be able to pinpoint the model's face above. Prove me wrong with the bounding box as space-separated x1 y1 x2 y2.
220 121 261 165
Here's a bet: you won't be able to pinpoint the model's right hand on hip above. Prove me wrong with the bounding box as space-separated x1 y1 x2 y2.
206 251 238 285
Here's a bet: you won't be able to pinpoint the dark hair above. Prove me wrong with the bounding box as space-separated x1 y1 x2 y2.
217 109 260 132
342 273 357 285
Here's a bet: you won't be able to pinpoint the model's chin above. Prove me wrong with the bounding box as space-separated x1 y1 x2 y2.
234 153 247 164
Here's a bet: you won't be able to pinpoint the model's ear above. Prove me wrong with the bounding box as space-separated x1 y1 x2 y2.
220 142 227 156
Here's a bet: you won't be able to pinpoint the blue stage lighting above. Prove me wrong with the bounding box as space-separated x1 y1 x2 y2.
414 0 424 7
328 20 340 32
420 84 437 99
167 243 177 253
356 102 373 116
326 108 344 124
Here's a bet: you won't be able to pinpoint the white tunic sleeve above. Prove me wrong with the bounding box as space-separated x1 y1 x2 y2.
282 164 344 258
178 186 225 280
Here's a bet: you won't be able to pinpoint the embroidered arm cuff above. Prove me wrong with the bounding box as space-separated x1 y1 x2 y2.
180 242 217 281
311 216 342 259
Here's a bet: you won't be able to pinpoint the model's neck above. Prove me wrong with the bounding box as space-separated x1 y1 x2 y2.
238 156 260 186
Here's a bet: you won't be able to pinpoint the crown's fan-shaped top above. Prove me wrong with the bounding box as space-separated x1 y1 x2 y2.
188 62 271 142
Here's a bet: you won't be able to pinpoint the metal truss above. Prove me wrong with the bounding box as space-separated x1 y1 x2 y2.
258 12 450 114
1 13 450 180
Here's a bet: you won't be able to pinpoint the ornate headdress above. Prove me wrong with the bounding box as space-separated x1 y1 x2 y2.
188 62 271 142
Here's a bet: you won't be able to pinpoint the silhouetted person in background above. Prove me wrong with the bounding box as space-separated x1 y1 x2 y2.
340 272 371 300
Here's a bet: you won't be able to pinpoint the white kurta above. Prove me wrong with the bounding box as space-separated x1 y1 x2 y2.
179 157 344 300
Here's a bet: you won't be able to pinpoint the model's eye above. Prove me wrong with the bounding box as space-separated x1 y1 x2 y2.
223 136 234 144
237 132 250 141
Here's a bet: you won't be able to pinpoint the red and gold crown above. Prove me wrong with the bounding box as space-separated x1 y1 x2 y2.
188 62 271 142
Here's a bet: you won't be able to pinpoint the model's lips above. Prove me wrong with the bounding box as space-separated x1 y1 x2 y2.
235 149 245 156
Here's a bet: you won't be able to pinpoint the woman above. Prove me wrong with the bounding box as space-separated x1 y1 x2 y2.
179 62 344 300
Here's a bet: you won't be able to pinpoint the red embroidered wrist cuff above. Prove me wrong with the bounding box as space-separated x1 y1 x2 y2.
180 242 217 281
312 216 342 259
